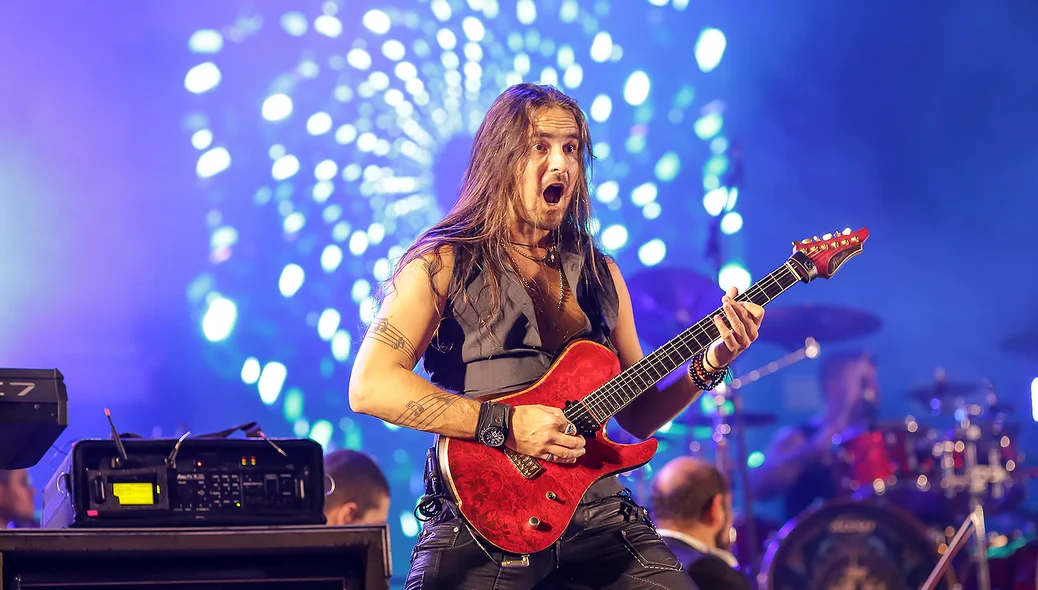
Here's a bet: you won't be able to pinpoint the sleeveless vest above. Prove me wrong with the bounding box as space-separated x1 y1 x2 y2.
424 250 619 396
423 248 625 500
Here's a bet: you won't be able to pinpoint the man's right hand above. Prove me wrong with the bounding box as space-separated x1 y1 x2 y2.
507 405 586 463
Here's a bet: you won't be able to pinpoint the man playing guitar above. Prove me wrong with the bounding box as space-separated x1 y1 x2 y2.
348 83 766 589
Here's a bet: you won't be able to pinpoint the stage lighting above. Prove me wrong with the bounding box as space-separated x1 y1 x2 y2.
183 0 745 560
1031 377 1037 423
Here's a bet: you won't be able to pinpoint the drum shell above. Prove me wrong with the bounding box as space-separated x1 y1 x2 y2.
835 422 935 493
758 499 957 590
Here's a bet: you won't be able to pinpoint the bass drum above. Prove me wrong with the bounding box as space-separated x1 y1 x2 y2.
758 499 957 590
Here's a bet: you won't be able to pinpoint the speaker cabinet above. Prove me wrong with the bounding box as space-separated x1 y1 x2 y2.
0 525 391 590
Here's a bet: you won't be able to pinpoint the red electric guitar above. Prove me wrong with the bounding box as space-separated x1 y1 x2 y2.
436 228 870 554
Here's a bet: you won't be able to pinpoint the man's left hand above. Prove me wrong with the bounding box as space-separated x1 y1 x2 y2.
707 286 765 368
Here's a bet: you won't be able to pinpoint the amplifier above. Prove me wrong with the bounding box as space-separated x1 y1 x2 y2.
42 438 326 529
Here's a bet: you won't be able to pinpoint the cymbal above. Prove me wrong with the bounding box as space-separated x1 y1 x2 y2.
1000 329 1038 362
610 409 777 444
680 410 778 429
907 380 989 403
983 401 1016 414
757 302 882 349
676 409 776 427
627 267 721 348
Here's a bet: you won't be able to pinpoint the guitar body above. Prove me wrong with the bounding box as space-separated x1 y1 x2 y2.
437 339 658 555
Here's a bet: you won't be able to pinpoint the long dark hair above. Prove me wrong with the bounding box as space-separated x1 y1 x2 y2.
388 84 602 329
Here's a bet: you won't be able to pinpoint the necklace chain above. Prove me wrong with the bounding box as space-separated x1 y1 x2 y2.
509 242 557 264
511 249 567 310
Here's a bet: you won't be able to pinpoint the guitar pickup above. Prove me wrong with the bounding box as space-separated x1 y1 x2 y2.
504 448 544 480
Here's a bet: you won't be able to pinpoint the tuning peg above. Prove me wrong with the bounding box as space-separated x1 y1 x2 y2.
800 238 812 244
822 233 833 240
842 227 852 235
812 235 821 242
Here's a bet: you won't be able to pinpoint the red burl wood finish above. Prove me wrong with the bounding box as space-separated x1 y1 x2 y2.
439 339 658 554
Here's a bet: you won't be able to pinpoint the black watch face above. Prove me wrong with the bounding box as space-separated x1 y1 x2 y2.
481 427 506 448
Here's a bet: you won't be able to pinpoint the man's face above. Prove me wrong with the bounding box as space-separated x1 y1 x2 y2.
354 493 390 526
713 494 734 550
326 493 390 526
827 357 880 417
0 470 36 525
514 106 581 233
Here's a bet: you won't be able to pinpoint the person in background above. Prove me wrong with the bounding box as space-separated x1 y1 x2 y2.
650 457 750 590
750 350 878 521
0 469 38 528
323 449 390 526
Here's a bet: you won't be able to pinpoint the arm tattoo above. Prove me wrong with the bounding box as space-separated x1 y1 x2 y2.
395 392 459 430
366 318 418 362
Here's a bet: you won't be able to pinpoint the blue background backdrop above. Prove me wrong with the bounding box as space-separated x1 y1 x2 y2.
2 0 1036 581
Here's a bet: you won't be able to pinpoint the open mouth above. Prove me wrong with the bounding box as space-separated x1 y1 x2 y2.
542 184 564 205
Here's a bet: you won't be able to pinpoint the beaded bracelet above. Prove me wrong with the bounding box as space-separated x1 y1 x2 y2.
687 351 730 391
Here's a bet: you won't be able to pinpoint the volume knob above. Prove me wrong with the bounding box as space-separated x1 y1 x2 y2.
528 516 541 528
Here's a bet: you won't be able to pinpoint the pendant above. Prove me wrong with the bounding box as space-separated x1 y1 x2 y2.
546 248 557 265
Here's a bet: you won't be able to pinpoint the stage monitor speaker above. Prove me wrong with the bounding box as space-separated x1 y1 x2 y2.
0 368 68 470
0 525 391 590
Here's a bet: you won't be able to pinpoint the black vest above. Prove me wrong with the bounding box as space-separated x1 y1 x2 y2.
423 248 624 501
424 249 619 397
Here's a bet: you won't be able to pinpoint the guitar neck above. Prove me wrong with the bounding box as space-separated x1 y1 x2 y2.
579 257 808 422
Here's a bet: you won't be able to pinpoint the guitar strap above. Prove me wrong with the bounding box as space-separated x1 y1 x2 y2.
415 444 457 523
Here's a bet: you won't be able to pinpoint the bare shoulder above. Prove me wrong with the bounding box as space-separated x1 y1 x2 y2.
390 244 456 303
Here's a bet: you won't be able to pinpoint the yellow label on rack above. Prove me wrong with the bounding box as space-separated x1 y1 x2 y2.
112 482 155 505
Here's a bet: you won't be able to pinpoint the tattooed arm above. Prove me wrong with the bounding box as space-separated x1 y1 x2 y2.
348 250 483 438
348 251 588 462
350 249 589 462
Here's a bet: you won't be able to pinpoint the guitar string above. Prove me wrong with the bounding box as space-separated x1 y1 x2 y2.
581 266 797 417
581 266 795 416
574 270 790 421
576 235 859 421
572 265 799 420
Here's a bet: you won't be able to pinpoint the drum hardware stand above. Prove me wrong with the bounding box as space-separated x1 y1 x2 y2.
727 337 821 390
920 500 990 590
708 382 750 575
708 338 821 578
922 418 1010 590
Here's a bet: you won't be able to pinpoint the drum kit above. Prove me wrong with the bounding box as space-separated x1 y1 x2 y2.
627 267 1037 590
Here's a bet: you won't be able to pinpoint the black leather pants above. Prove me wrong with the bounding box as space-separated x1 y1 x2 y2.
404 491 699 590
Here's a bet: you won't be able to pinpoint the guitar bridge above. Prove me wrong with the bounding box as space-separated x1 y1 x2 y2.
504 447 544 479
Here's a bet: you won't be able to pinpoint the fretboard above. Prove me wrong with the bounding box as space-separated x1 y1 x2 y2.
576 260 803 422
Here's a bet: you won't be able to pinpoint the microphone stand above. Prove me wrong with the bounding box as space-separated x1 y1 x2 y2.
721 338 821 577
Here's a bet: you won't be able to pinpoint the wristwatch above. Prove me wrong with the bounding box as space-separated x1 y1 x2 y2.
477 401 509 449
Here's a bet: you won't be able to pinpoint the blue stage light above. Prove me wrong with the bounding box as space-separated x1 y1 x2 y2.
184 1 745 570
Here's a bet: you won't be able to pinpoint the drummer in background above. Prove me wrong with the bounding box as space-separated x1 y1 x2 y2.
0 469 38 528
650 457 751 590
750 350 878 521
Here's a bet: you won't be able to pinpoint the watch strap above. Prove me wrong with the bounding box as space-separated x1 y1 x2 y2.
476 401 509 447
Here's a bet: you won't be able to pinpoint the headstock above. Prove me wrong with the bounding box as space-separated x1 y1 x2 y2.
792 227 869 280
